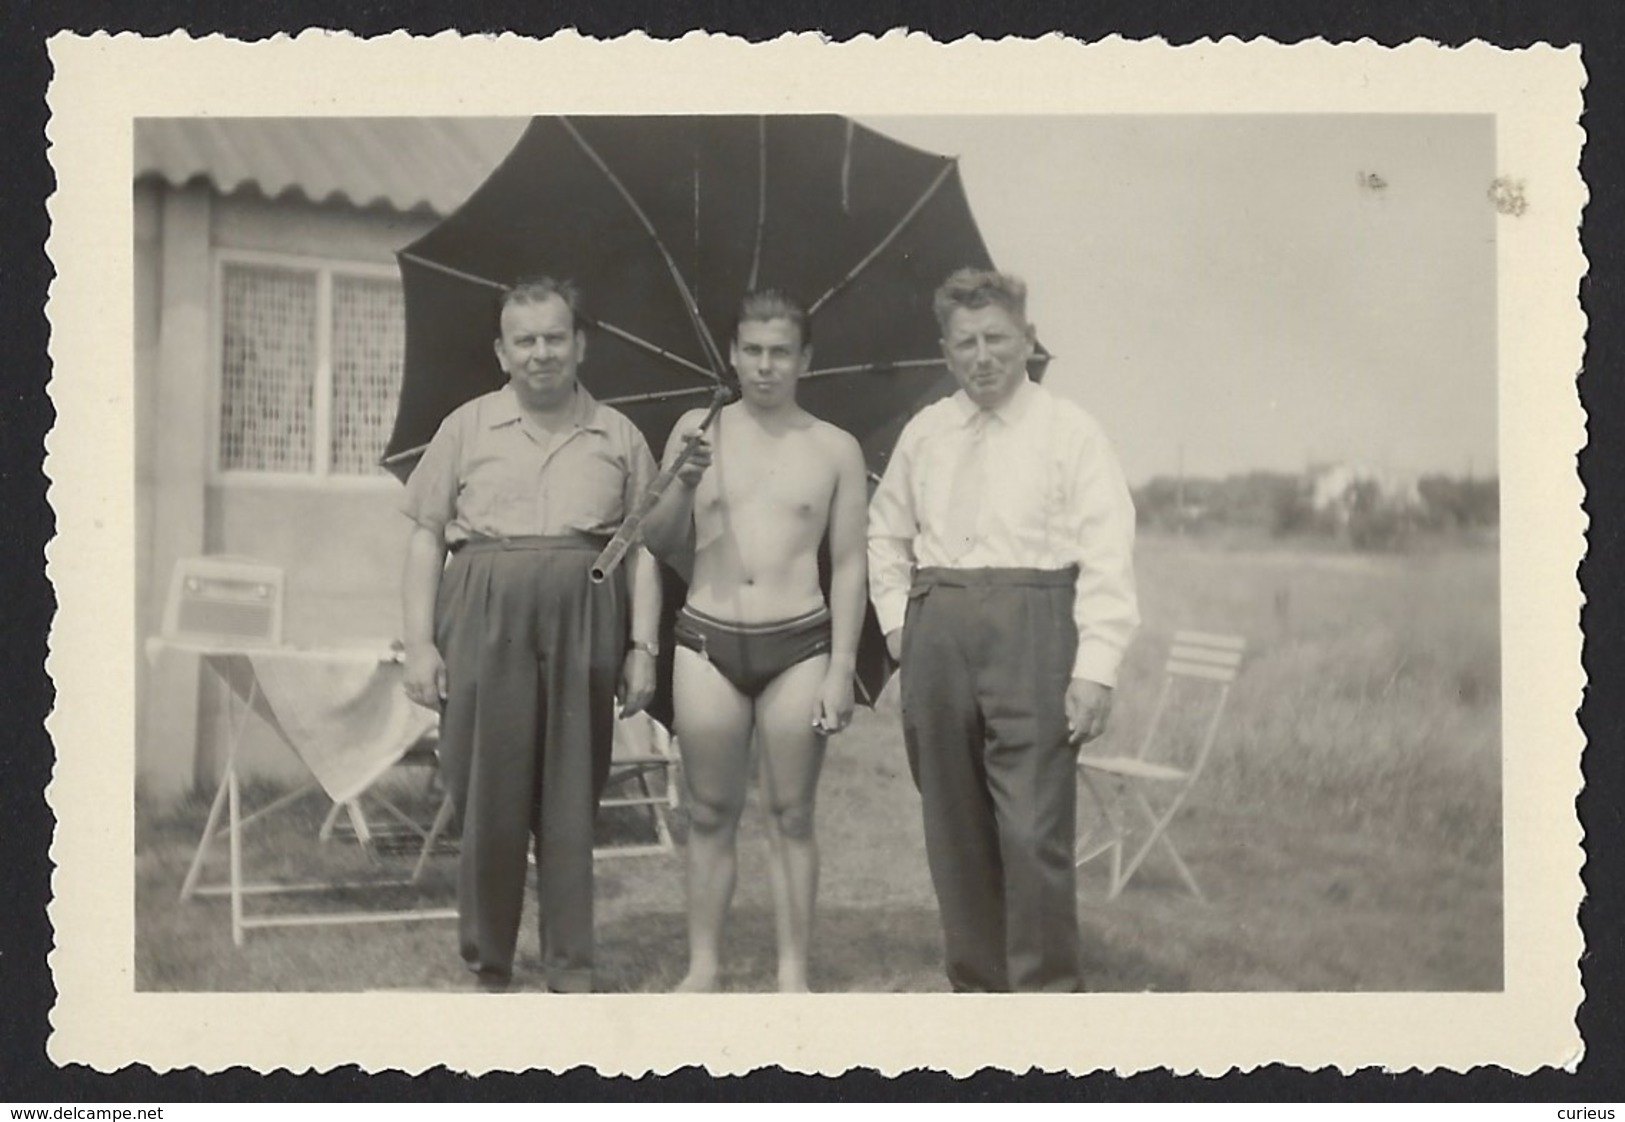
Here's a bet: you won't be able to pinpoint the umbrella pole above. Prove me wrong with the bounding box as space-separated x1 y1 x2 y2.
590 386 734 584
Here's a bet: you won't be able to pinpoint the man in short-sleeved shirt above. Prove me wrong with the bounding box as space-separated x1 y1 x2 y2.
400 276 661 993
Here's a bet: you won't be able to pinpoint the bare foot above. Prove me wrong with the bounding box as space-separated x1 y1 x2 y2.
674 970 719 993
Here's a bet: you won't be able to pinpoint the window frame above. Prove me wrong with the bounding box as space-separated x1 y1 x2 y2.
210 248 405 490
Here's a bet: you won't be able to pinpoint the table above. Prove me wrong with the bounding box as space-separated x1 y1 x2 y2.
148 638 456 945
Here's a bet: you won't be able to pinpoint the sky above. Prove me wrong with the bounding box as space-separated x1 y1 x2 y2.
862 116 1498 486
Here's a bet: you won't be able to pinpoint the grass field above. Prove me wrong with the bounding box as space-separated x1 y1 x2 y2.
134 533 1502 993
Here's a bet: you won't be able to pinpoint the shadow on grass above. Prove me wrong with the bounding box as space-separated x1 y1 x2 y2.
593 904 953 994
591 903 1189 994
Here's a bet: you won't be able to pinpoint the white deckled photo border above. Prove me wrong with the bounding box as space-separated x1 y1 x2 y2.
43 31 1586 1076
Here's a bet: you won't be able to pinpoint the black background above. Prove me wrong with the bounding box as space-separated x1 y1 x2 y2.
2 0 1620 1103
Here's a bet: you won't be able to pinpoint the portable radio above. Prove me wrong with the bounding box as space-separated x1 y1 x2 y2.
161 556 285 648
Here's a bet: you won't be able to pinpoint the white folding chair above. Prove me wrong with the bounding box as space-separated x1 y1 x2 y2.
1074 630 1247 902
596 712 682 859
318 723 444 858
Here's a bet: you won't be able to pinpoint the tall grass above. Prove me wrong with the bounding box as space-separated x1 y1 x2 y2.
1113 534 1501 864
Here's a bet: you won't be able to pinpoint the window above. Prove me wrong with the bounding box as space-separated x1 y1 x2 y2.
217 255 405 479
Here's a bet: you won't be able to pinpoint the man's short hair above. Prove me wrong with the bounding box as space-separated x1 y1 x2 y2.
932 268 1029 333
736 288 811 349
497 275 585 334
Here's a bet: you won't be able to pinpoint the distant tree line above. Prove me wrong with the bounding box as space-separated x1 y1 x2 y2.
1414 475 1501 530
1133 470 1499 550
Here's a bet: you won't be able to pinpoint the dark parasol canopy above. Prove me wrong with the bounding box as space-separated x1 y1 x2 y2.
383 115 1049 708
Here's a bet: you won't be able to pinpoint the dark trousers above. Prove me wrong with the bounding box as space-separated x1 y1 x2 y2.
434 535 624 991
900 566 1082 993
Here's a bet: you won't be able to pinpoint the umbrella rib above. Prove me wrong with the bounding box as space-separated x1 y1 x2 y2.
398 251 506 292
598 383 722 408
595 321 718 382
399 250 715 383
807 160 958 318
801 357 944 381
801 356 1055 385
747 116 767 291
841 118 855 213
381 444 428 469
557 116 728 382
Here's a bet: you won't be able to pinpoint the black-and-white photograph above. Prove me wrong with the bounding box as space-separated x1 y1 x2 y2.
130 110 1500 995
43 32 1583 1076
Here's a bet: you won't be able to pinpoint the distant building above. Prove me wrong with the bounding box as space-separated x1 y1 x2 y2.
1307 461 1425 533
135 118 526 800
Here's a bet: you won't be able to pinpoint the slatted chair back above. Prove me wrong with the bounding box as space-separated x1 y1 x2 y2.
1075 629 1247 902
1139 630 1247 777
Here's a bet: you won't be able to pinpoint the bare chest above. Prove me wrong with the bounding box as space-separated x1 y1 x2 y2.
697 427 836 523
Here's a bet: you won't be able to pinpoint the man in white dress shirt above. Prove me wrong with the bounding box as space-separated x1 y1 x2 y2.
868 268 1139 992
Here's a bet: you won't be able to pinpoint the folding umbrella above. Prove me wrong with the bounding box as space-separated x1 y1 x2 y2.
383 115 1049 709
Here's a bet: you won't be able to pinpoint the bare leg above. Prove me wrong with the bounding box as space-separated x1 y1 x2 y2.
755 655 831 992
672 648 754 992
758 729 794 986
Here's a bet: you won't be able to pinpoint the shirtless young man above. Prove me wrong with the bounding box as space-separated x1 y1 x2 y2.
642 290 868 992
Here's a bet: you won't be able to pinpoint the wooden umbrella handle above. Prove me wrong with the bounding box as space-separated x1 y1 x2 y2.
590 385 733 584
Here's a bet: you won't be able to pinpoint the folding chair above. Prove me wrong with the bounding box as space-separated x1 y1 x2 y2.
1074 630 1246 902
318 724 444 857
595 712 682 859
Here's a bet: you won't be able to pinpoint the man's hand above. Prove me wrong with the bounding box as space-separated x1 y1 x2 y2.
619 647 656 717
1065 678 1114 746
674 426 714 489
885 627 904 664
403 641 447 710
812 669 855 736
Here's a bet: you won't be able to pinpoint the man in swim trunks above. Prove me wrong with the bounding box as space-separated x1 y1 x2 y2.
642 290 868 992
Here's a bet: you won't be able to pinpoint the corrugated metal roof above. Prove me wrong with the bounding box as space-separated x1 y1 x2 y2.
134 118 530 216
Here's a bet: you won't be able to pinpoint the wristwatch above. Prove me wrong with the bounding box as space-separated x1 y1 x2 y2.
630 640 660 658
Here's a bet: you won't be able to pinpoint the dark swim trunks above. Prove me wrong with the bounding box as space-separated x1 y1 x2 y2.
673 604 833 698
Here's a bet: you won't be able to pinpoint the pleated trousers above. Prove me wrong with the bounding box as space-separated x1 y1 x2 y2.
900 565 1083 993
434 534 624 992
